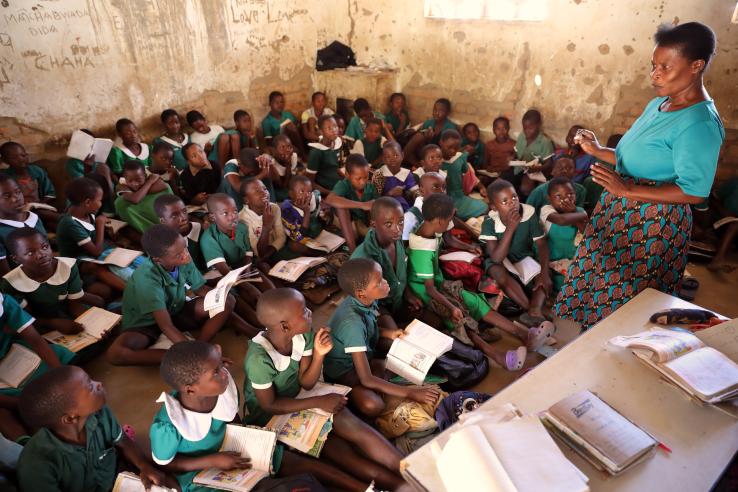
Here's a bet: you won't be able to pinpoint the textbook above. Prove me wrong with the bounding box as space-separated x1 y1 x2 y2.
193 424 277 492
106 218 128 234
0 344 41 389
502 257 541 285
304 230 345 253
609 328 738 404
67 129 114 162
439 251 479 263
386 319 454 385
24 202 58 212
81 248 142 268
204 265 261 317
43 307 121 352
268 257 327 282
541 390 657 476
112 472 177 492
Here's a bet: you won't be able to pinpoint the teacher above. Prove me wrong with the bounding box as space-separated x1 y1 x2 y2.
555 22 725 330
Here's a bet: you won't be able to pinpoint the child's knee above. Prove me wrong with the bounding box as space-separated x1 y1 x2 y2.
225 293 237 311
487 264 506 281
358 395 386 418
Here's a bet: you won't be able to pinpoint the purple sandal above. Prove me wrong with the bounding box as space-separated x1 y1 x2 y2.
527 321 555 351
505 346 527 371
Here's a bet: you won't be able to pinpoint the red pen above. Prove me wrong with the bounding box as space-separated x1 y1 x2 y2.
657 442 672 454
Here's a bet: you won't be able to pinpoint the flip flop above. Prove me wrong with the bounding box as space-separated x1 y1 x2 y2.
505 346 527 371
527 321 555 351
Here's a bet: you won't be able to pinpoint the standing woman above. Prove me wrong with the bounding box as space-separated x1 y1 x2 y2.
556 22 724 330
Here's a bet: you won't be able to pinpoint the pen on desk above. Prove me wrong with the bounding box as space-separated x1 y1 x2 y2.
657 441 672 454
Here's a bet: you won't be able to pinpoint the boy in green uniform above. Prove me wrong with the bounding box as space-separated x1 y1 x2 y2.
154 194 207 273
306 114 344 195
18 367 171 492
439 129 488 220
323 258 441 418
107 118 151 175
345 98 388 141
515 109 555 198
154 109 190 171
114 161 172 234
526 156 586 214
351 118 387 167
260 91 303 156
325 154 378 252
0 175 47 274
243 288 405 490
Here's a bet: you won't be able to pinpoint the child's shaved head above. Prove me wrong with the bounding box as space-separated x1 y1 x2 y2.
160 341 218 390
337 258 377 297
370 196 403 221
256 288 303 327
419 172 445 188
19 366 82 431
206 192 235 212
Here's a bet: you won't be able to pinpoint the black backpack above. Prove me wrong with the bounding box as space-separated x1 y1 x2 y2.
316 41 356 71
431 340 490 391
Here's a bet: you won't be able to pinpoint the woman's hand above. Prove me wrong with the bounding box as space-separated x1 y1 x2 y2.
573 129 602 156
591 163 630 197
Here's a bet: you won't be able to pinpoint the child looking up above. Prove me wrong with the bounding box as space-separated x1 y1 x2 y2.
244 288 406 490
115 161 172 234
154 109 190 171
375 141 417 211
280 175 328 256
107 118 150 175
461 122 485 169
17 366 173 491
0 175 46 274
260 91 303 156
324 258 441 417
221 148 279 210
301 91 334 143
239 178 286 263
483 116 516 182
352 118 388 167
307 115 344 195
526 156 586 214
325 154 378 252
154 194 207 272
186 110 228 166
180 142 222 207
384 92 411 135
227 109 258 160
439 129 488 220
345 98 389 141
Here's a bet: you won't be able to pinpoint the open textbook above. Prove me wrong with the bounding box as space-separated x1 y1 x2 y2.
269 257 327 282
304 230 345 253
541 390 657 476
502 257 541 285
193 425 277 492
0 344 41 389
112 472 177 492
386 319 454 385
43 307 121 352
67 129 114 162
609 328 738 404
204 265 261 317
106 218 128 235
81 248 142 268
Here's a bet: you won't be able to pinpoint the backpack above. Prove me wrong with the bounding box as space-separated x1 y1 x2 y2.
430 339 490 392
435 390 492 431
316 41 356 71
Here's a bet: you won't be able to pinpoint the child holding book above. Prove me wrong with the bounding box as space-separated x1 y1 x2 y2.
244 288 406 490
180 142 222 207
186 110 228 166
280 176 328 256
483 116 516 184
107 118 151 175
324 258 441 417
154 109 190 171
301 91 334 143
375 141 418 212
239 178 286 263
17 366 174 492
515 109 555 197
154 194 207 272
306 115 344 195
324 154 378 252
115 161 172 234
0 175 47 274
439 129 488 220
352 118 388 167
461 122 485 169
65 129 106 178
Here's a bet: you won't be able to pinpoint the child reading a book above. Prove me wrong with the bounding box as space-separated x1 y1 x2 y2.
239 178 286 263
154 109 190 171
384 92 411 135
344 98 388 141
0 175 47 274
186 110 228 165
525 156 587 214
439 129 488 220
154 194 207 273
461 122 485 169
280 176 329 256
352 118 388 167
307 115 344 195
106 225 251 366
323 258 441 418
180 142 222 208
408 193 533 366
0 141 59 230
107 118 151 175
482 180 554 331
65 129 106 178
115 161 172 234
301 91 334 143
226 109 258 159
375 141 418 212
17 366 174 492
244 288 406 490
483 116 516 184
221 148 279 210
325 154 378 252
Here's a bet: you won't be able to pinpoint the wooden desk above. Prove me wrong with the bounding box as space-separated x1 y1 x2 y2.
402 288 738 491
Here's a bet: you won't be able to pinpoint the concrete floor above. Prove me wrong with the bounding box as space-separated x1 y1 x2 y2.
86 256 738 455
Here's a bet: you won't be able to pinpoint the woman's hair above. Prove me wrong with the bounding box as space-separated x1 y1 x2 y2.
654 22 716 70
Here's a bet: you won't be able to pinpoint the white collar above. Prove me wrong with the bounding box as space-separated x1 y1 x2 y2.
71 214 95 232
408 232 439 251
0 212 39 228
159 134 189 148
155 371 239 442
414 168 447 179
252 332 306 372
3 257 77 292
0 293 4 316
309 136 342 151
487 203 536 233
115 142 150 160
443 152 464 164
186 221 202 242
380 165 411 181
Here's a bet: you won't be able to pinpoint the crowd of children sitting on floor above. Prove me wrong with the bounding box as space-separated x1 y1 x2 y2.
0 89 735 492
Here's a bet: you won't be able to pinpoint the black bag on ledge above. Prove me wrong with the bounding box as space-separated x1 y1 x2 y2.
316 41 357 71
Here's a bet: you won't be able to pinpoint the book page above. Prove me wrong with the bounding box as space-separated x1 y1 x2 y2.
42 330 98 353
268 258 322 282
194 467 268 492
91 138 114 162
438 251 479 263
112 472 177 492
75 307 121 339
610 328 704 363
102 248 142 268
295 382 352 416
66 130 95 160
106 218 128 234
0 344 41 388
695 317 738 361
266 410 328 454
220 425 276 473
309 230 345 252
403 319 454 356
663 347 738 401
502 257 541 285
386 338 436 385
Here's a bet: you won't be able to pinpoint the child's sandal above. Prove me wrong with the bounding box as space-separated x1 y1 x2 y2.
527 321 555 351
505 346 527 371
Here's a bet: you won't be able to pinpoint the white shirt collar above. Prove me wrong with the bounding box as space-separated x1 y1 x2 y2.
3 257 77 292
380 165 411 181
487 203 536 233
186 221 202 242
414 168 447 179
0 211 39 228
115 142 150 161
443 152 464 164
159 134 189 148
252 332 307 372
71 214 96 232
308 136 342 151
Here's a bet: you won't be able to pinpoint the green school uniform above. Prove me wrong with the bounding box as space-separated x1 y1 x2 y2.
66 158 99 178
479 203 545 266
114 185 172 234
420 118 458 134
200 222 252 269
218 159 277 209
461 139 486 168
154 134 190 171
243 332 315 426
106 144 151 174
350 228 407 313
514 133 554 162
384 110 410 134
55 214 98 258
307 139 343 191
526 181 586 214
407 233 490 323
1 257 83 318
441 151 488 220
121 258 205 337
324 296 379 381
355 137 384 165
184 222 207 272
330 179 378 224
17 405 123 492
345 112 385 141
540 204 582 291
261 111 298 139
0 164 56 202
225 128 258 149
0 212 46 260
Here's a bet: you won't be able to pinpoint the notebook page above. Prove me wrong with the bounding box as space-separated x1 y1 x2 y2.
112 472 177 492
663 347 738 401
76 307 121 339
0 344 41 387
695 318 738 361
403 319 454 356
610 328 704 363
66 130 95 160
438 251 479 263
297 382 352 399
103 248 143 268
91 138 114 162
221 425 275 473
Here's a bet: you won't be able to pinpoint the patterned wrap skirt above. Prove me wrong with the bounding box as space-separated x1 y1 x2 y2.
554 179 691 330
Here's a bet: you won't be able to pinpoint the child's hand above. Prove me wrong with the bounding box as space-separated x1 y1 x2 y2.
137 462 171 491
408 386 441 405
361 200 375 211
506 208 521 229
313 327 333 356
451 307 464 322
388 185 405 197
318 394 348 414
262 201 274 229
382 329 404 340
50 319 85 335
210 451 252 470
194 192 209 205
83 154 96 171
146 173 162 184
404 289 424 312
256 155 273 179
295 193 312 214
95 214 109 230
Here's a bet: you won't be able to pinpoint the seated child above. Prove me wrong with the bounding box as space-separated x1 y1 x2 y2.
708 177 738 272
148 141 185 198
239 178 286 263
374 141 417 212
439 129 488 220
0 293 73 441
0 175 47 274
482 180 554 329
1 228 111 334
420 98 458 137
539 177 588 291
186 110 227 165
154 194 207 272
307 114 345 195
154 109 190 171
17 366 173 492
221 147 280 210
461 122 485 169
408 193 534 367
269 134 299 201
325 154 378 252
107 118 151 175
526 156 586 214
180 142 222 207
260 91 303 155
115 160 172 234
244 288 406 490
280 175 328 256
106 224 249 366
226 109 258 160
483 116 517 184
384 92 411 135
515 109 555 197
352 118 388 167
344 98 388 141
301 91 334 143
554 124 596 183
324 258 441 417
412 144 447 183
0 141 59 230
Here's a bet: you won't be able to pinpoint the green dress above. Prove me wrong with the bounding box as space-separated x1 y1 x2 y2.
307 139 343 191
440 151 488 220
540 205 582 291
107 144 151 174
350 228 407 313
384 110 410 134
324 297 379 381
114 184 173 233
